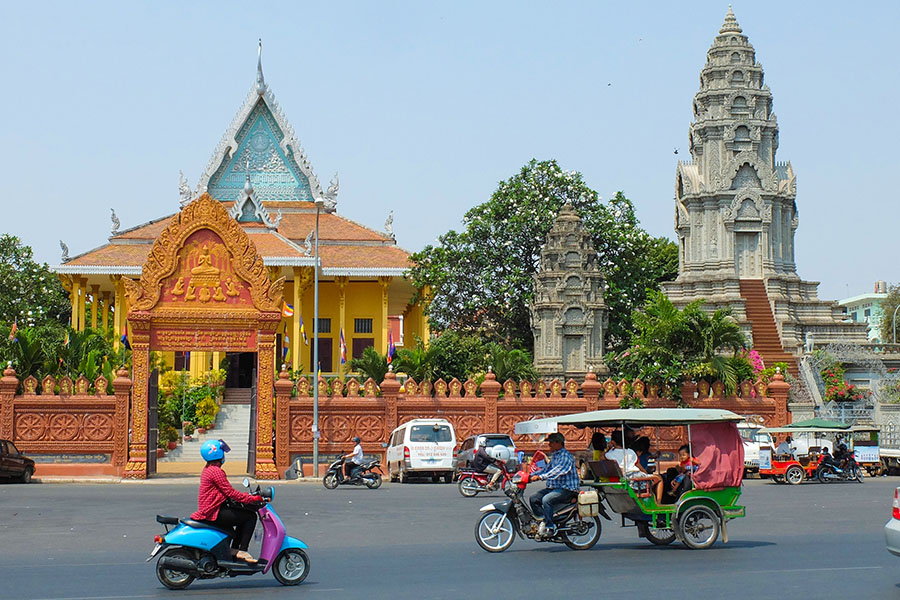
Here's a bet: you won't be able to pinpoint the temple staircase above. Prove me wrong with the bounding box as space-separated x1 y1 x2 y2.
738 279 799 377
159 394 252 468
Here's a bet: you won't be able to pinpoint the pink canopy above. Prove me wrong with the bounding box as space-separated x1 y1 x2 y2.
690 422 744 490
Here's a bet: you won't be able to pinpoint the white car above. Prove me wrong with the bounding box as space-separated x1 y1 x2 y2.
738 424 773 472
885 487 900 557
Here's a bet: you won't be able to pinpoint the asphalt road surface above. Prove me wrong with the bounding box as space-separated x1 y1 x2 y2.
1 476 898 600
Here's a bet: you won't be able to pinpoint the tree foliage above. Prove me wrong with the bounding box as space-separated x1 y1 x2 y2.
410 159 677 352
879 284 900 344
0 234 70 329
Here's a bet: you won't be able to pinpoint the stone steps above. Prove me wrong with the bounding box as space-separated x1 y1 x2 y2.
739 279 799 377
160 404 252 463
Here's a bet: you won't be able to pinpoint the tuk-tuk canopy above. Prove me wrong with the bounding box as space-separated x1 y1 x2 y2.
760 424 879 435
514 408 745 435
782 417 849 429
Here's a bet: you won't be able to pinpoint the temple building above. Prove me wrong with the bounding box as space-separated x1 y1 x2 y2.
661 9 867 372
53 45 427 384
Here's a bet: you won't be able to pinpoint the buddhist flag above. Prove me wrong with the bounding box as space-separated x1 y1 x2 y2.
283 335 290 363
282 301 294 318
299 316 309 345
120 322 131 350
63 331 70 347
340 329 347 365
317 362 322 379
387 330 396 364
8 318 17 342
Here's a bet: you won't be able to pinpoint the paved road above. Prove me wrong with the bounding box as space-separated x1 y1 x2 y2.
1 477 898 600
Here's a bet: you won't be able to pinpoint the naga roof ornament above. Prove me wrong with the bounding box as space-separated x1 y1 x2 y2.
228 159 283 229
198 41 328 206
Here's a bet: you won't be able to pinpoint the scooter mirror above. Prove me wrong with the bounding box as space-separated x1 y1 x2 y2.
242 477 250 488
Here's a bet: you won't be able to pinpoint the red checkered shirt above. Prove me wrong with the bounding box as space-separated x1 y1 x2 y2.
190 465 258 521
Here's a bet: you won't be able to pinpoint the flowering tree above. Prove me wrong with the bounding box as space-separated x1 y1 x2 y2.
821 364 870 403
410 159 677 351
0 234 70 328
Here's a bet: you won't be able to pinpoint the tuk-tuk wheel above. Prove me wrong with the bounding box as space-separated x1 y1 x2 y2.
785 465 804 485
677 505 720 550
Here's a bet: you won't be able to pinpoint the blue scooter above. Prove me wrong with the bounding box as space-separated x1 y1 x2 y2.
148 478 309 589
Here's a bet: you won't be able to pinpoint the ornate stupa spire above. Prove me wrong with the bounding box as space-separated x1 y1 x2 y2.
255 39 267 96
719 5 742 34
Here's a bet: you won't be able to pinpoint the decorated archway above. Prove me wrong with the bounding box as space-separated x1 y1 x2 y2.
122 194 284 479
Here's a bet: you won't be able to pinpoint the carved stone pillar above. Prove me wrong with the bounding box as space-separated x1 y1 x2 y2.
0 364 18 440
767 371 791 426
480 370 501 432
124 337 150 479
581 369 602 412
112 367 132 471
255 327 278 479
274 367 294 473
381 368 401 437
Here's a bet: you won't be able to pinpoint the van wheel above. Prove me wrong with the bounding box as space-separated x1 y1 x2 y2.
390 464 399 483
442 472 453 484
399 469 409 484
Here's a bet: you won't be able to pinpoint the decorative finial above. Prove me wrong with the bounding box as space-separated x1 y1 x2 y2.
110 208 120 236
388 364 394 373
321 172 339 212
281 363 286 371
588 365 594 373
256 39 267 96
178 170 192 207
775 366 781 374
243 158 254 194
384 210 394 239
488 365 493 373
301 230 313 256
719 5 742 34
59 240 70 263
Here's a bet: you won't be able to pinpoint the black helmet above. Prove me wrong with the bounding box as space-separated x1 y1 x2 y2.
353 436 361 443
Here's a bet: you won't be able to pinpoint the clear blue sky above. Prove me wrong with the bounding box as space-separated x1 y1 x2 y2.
2 1 896 302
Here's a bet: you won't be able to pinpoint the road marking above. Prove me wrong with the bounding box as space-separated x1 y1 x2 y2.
741 566 882 575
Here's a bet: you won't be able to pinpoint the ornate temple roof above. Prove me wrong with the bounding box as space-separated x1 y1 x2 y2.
55 42 409 280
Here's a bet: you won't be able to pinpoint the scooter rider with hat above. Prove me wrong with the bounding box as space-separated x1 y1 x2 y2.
343 436 365 482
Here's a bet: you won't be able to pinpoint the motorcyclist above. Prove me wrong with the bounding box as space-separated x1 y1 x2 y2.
343 436 364 481
190 439 263 563
528 432 580 536
472 438 503 491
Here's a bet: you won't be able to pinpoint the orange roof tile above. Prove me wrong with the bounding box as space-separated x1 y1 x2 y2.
277 212 391 243
319 245 411 270
65 243 152 267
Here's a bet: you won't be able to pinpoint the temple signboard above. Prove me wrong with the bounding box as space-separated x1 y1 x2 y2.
150 328 257 351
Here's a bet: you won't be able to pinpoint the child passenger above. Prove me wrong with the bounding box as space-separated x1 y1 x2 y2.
669 444 700 497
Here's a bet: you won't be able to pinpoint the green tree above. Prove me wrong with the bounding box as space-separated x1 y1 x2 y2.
427 331 486 382
349 346 390 384
484 342 537 382
880 284 900 344
0 234 70 328
410 159 677 352
392 337 437 382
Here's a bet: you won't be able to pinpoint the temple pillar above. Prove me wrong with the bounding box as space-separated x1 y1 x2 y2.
90 285 99 330
378 276 391 353
112 276 123 350
337 276 349 368
190 352 208 379
71 278 81 330
212 352 224 373
292 268 311 372
101 291 110 333
78 278 87 332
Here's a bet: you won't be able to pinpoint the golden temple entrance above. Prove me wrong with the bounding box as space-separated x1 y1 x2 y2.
122 195 284 479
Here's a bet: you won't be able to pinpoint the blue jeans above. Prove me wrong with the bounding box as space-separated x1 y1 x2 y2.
529 487 577 525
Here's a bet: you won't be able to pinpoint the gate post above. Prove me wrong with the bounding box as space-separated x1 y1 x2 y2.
254 330 278 480
581 369 602 412
124 338 150 479
480 370 500 432
0 364 17 440
274 367 294 474
381 369 400 448
112 367 132 473
768 370 791 426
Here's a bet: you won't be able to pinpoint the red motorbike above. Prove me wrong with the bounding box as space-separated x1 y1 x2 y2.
457 462 515 497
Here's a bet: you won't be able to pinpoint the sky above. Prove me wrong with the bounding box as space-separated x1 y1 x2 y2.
1 1 897 302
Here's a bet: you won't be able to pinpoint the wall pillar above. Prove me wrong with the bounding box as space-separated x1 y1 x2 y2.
381 368 401 436
581 369 602 412
768 370 791 426
255 328 278 479
274 367 294 473
90 285 100 330
378 276 392 353
480 369 501 432
0 364 18 440
124 339 150 479
111 367 132 472
101 291 111 333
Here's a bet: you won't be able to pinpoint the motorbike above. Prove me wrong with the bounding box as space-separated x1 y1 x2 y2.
458 461 515 497
816 455 864 483
323 457 383 489
148 478 310 589
474 467 607 552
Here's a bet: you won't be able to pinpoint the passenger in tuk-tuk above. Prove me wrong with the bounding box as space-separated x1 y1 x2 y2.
633 436 656 472
775 436 794 458
666 444 700 500
606 434 665 503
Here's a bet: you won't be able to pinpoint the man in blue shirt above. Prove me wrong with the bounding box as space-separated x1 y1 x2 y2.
529 432 580 535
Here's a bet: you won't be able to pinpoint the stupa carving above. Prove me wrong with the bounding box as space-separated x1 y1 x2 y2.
531 203 609 380
661 8 867 365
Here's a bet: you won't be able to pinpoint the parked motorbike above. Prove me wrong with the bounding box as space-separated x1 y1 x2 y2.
323 457 383 489
458 462 515 497
817 456 864 483
149 478 309 589
474 467 607 552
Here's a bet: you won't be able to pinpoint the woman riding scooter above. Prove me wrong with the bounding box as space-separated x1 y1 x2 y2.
191 439 263 563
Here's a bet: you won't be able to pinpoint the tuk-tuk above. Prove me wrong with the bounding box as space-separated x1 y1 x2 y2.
515 408 746 550
758 421 879 483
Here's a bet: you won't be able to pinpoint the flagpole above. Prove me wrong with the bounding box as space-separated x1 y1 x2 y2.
312 197 324 478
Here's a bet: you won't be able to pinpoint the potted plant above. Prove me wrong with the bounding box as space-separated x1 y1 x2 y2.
183 421 195 440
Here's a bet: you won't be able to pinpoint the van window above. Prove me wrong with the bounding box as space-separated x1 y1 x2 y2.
391 430 403 446
410 425 452 442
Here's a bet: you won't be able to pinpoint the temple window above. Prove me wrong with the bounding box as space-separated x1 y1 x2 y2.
318 318 332 333
731 71 744 85
734 126 751 152
731 52 741 63
354 318 373 334
731 96 749 117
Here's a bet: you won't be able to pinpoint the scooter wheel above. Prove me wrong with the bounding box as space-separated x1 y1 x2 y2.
156 548 196 590
323 473 339 489
273 548 310 586
459 477 480 497
365 474 383 489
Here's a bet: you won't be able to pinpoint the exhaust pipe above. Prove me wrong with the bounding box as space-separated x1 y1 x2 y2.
158 556 200 576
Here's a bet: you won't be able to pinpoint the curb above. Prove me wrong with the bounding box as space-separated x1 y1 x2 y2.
34 476 325 485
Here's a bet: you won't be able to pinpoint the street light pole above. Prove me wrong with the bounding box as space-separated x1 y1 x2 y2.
312 198 324 477
892 304 900 344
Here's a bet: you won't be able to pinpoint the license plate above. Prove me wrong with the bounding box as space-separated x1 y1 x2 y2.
146 544 163 562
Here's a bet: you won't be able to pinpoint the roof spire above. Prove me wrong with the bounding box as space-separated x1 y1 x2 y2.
243 158 254 194
255 39 267 96
719 5 742 34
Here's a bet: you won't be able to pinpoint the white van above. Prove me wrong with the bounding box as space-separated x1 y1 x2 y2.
386 418 457 483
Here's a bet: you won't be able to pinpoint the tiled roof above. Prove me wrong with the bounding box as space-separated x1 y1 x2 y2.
115 215 177 240
277 212 392 243
63 243 152 267
320 245 411 270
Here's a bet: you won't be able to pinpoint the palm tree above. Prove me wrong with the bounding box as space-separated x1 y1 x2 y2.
349 346 389 383
392 338 437 382
11 327 46 379
484 342 537 382
684 308 747 394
